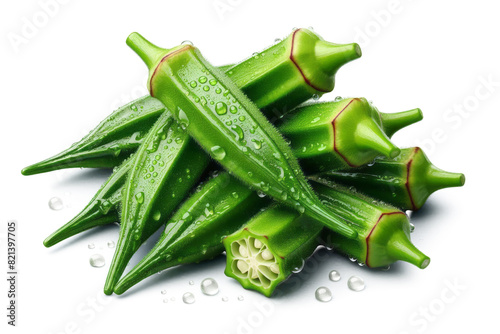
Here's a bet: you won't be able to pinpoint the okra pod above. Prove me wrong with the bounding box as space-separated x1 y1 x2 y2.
312 147 465 210
223 182 429 296
113 172 267 295
104 111 209 294
23 28 360 175
280 98 418 173
127 32 357 238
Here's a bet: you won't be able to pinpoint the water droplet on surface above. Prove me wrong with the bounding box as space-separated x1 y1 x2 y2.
209 79 218 86
190 80 197 88
107 241 115 248
135 192 144 204
189 280 194 285
347 276 365 292
163 298 168 303
329 270 341 282
181 40 193 45
170 297 176 301
334 96 343 102
292 259 305 273
349 256 357 262
229 105 237 114
210 146 226 160
88 243 95 249
198 76 207 84
231 192 239 198
49 197 63 210
222 296 229 302
89 254 105 268
410 223 415 233
237 295 244 301
274 38 282 43
161 289 167 295
201 278 219 296
257 191 266 198
182 292 195 304
312 94 320 100
153 211 162 221
315 287 332 302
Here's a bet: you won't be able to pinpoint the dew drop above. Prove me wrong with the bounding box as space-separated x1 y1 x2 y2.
48 197 63 210
134 193 144 205
201 278 219 296
198 76 207 84
222 296 229 302
181 40 193 45
189 280 194 285
177 108 189 128
88 243 95 249
182 292 195 304
209 79 218 86
89 254 105 268
215 102 228 115
334 96 343 102
210 146 226 160
257 191 266 198
274 38 282 43
292 259 305 273
237 295 244 301
410 223 415 233
190 81 197 88
347 276 365 291
315 287 332 302
229 105 238 114
107 241 115 249
161 289 167 295
312 94 320 100
153 211 162 221
231 192 239 199
348 256 357 262
131 104 138 111
251 139 262 149
329 270 341 282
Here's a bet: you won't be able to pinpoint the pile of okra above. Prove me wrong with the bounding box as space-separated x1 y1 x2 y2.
23 28 465 297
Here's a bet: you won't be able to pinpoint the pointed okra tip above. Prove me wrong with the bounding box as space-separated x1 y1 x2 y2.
126 32 167 69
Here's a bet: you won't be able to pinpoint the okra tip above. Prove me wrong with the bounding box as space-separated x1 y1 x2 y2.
380 108 424 138
386 230 430 269
126 32 167 69
315 41 362 75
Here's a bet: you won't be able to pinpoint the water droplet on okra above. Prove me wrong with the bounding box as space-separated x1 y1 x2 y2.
315 287 332 302
347 276 365 291
216 102 228 115
181 40 193 45
210 146 226 160
292 259 305 273
89 254 105 268
410 223 415 233
329 270 341 282
182 292 195 304
48 197 63 210
200 278 219 296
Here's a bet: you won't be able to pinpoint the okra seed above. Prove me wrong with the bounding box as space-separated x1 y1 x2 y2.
315 287 332 302
254 239 263 248
200 278 219 296
269 263 280 274
182 292 195 304
48 197 64 211
328 270 341 282
347 276 365 292
239 245 248 257
261 249 274 261
237 260 249 274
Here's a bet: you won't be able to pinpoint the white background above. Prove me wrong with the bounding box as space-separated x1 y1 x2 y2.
1 0 499 333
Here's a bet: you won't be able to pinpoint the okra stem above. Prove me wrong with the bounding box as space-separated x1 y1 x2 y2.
379 108 423 138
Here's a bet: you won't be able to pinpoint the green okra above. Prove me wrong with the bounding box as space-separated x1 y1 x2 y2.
311 147 466 210
223 181 429 296
127 32 358 239
314 182 429 268
223 205 322 297
104 111 209 294
280 98 421 173
23 28 360 176
113 172 268 295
